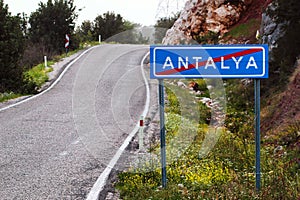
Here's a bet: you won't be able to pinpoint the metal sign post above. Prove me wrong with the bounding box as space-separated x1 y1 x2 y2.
254 79 261 191
150 44 268 191
159 79 167 188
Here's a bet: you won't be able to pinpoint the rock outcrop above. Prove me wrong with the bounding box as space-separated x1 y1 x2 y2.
162 0 253 45
260 1 290 62
260 0 300 78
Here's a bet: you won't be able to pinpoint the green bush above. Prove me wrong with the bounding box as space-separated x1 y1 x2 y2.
22 63 52 94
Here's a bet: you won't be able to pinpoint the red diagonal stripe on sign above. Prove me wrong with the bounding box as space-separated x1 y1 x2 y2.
156 48 263 76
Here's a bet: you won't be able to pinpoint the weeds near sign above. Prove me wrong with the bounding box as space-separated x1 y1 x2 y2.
116 80 300 199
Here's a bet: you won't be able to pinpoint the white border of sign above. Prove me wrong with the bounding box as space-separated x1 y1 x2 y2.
152 46 267 78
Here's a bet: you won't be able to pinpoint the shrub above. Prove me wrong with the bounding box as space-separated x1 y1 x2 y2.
22 63 52 94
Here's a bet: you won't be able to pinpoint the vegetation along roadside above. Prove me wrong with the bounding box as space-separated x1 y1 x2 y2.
114 0 300 199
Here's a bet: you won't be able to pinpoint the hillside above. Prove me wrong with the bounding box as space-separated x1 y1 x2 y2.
238 0 272 23
224 0 272 43
262 59 300 133
162 0 272 45
114 0 300 199
231 0 300 136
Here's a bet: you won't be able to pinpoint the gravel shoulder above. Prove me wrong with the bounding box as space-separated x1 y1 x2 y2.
99 53 162 200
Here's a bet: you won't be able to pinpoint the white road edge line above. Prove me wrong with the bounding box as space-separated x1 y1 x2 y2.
86 50 150 200
0 46 98 113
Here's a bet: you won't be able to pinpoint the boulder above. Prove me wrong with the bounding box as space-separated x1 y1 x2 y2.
162 0 252 44
261 2 289 51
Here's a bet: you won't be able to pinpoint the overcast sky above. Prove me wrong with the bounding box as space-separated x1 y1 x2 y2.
5 0 185 26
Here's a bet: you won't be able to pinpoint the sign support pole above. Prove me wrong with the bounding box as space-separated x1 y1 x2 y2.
159 79 167 188
254 78 261 191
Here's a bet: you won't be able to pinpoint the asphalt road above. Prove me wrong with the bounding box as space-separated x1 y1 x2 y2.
0 44 149 199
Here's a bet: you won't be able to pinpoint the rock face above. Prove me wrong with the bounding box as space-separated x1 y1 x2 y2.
260 0 300 75
260 1 290 62
162 0 252 45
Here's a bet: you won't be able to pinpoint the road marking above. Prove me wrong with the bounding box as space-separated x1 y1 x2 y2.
0 46 98 113
86 50 150 200
71 139 80 145
59 151 68 156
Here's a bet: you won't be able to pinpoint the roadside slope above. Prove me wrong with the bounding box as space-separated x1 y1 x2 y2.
262 58 300 133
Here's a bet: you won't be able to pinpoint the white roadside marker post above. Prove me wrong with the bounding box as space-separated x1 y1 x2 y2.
44 56 48 68
139 115 144 151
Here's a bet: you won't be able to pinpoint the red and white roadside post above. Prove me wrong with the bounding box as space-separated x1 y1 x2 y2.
65 34 70 55
139 115 144 151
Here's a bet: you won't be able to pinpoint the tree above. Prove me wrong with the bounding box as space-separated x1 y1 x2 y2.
0 0 25 92
105 21 149 44
93 11 126 41
28 0 78 56
154 14 179 44
76 20 94 43
92 13 149 44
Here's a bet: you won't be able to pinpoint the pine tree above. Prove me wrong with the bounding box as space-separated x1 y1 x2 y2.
0 0 25 92
93 11 126 41
28 0 78 55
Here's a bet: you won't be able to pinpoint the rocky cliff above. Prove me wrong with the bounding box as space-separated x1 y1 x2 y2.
261 0 300 82
162 0 300 92
162 0 256 44
260 0 300 133
162 0 300 133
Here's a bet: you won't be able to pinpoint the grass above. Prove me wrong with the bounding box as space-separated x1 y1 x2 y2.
117 127 300 199
0 92 22 103
115 79 300 199
21 50 75 94
224 18 261 39
1 40 101 102
80 41 101 48
22 41 101 94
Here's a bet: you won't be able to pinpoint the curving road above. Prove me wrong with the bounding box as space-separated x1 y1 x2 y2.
0 44 149 199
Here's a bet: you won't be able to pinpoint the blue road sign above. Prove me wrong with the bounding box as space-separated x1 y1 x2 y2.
150 45 268 79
